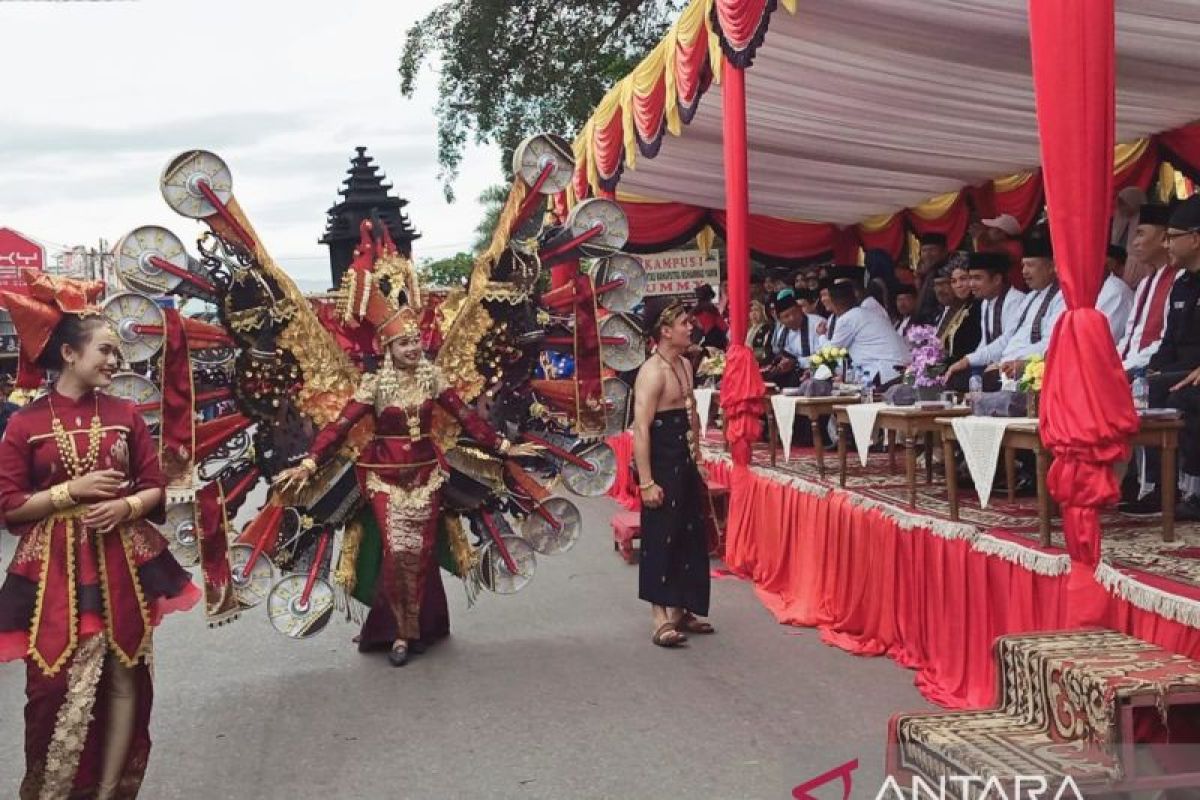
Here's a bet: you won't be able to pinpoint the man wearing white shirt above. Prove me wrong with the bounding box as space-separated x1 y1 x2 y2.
1098 244 1135 342
764 292 825 387
826 282 911 384
945 230 1063 385
966 251 1026 349
1117 204 1180 373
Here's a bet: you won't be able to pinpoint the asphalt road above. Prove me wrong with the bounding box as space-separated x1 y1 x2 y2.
0 493 931 799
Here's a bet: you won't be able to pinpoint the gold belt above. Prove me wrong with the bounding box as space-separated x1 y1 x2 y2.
358 460 439 470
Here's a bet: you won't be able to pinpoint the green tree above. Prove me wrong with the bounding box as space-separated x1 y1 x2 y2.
419 251 475 288
399 0 687 201
472 184 511 252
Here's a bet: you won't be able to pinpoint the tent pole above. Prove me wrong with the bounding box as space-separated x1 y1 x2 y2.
721 57 750 344
716 56 766 469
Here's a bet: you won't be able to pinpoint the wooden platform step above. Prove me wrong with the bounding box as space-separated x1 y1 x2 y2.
888 630 1200 797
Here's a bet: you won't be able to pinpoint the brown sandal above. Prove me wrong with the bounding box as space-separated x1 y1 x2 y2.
676 613 715 634
652 622 687 648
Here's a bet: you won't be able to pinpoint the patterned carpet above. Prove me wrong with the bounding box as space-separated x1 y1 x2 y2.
889 630 1200 795
713 436 1200 594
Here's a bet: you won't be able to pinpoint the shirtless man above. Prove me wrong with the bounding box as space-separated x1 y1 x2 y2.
633 297 714 648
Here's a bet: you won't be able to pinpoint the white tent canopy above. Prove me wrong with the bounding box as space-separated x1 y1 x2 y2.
608 0 1200 224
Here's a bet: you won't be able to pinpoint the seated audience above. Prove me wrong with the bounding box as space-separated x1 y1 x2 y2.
893 285 918 337
1125 196 1200 518
825 281 911 386
944 227 1063 389
1098 244 1134 342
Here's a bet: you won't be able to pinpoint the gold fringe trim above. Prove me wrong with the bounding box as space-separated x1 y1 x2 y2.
38 634 107 800
443 514 478 580
334 519 362 595
473 180 529 287
1095 563 1200 629
97 525 153 668
972 534 1071 577
28 516 80 677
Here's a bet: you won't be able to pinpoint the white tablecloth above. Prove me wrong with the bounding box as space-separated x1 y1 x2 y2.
951 417 1031 508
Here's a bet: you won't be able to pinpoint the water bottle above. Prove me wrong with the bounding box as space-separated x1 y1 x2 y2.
1131 369 1149 411
968 371 983 409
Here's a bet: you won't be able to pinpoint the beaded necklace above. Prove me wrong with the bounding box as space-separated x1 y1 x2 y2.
49 395 103 479
657 350 697 456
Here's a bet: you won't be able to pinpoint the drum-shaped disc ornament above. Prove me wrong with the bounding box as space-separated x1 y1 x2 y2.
114 225 188 295
598 315 646 372
103 292 165 364
521 497 582 555
561 441 617 497
267 574 334 638
107 372 162 426
479 536 537 594
161 150 233 219
512 134 574 195
228 543 274 609
602 377 631 437
161 501 199 567
593 254 646 313
567 199 629 257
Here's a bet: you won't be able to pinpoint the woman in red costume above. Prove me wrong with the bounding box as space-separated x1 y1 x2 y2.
276 301 537 667
0 272 200 799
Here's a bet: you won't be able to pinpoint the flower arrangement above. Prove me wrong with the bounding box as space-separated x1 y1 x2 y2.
810 345 849 381
696 348 726 379
1018 354 1045 393
809 345 848 368
903 325 946 388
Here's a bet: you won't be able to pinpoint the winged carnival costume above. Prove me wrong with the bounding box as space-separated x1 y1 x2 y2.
98 135 650 654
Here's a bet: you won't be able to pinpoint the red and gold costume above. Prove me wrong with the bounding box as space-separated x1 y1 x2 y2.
0 272 199 799
305 344 506 646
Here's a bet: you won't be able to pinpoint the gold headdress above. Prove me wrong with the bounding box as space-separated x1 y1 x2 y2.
336 220 424 349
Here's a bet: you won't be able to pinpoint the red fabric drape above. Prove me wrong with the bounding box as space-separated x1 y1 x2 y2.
160 309 196 483
1160 121 1200 181
857 217 906 261
606 432 641 511
591 113 625 188
718 59 764 466
1113 142 1160 193
993 174 1045 230
905 194 970 250
623 201 710 252
1030 0 1137 625
708 211 836 260
713 460 1200 709
712 0 773 57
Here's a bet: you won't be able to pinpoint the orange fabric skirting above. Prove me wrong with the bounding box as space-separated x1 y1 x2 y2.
710 460 1200 710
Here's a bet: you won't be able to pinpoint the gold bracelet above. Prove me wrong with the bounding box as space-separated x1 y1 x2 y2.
50 482 75 511
499 439 512 455
638 480 657 491
124 495 145 520
300 457 318 474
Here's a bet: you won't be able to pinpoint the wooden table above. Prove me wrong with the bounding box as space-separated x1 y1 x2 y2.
833 404 972 506
768 395 862 477
938 414 1184 546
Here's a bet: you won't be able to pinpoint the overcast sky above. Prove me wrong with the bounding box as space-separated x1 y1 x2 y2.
0 0 502 288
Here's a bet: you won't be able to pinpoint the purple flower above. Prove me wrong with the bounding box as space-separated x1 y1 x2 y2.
903 325 946 387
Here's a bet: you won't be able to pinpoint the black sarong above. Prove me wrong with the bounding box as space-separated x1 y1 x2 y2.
638 409 710 615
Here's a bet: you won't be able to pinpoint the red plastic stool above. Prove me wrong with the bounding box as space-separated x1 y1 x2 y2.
611 510 641 564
